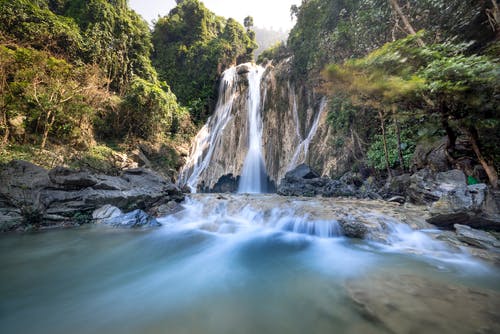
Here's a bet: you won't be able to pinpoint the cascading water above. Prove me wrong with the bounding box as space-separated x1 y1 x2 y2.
238 66 267 193
287 97 328 171
178 67 238 192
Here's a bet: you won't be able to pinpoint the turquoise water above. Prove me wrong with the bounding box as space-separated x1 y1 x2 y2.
1 196 499 334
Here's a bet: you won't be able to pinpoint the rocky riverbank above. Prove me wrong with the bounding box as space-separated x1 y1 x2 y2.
276 164 500 262
0 160 184 231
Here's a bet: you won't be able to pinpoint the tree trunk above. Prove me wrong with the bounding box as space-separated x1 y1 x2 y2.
1 108 8 148
40 110 55 149
467 126 498 189
441 115 456 151
394 117 405 172
388 0 425 46
379 111 393 178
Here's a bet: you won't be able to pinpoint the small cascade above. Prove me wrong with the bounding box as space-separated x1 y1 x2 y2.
238 66 267 193
178 67 238 192
287 97 328 171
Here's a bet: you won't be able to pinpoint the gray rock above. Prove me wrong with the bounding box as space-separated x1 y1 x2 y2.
284 164 320 180
92 205 122 223
408 169 467 205
339 219 368 238
411 137 451 172
387 196 405 204
49 167 98 189
383 174 411 197
104 209 161 228
427 184 500 230
454 224 500 249
0 161 184 230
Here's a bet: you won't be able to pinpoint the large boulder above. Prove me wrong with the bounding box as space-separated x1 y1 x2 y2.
49 167 98 189
411 137 451 172
285 164 320 180
211 173 239 193
427 184 500 230
407 169 467 205
278 165 378 199
0 161 184 230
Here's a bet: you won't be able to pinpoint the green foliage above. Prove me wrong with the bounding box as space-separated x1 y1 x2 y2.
120 77 187 140
0 45 107 148
326 33 500 174
288 0 493 79
0 0 84 58
62 0 157 92
257 41 289 64
367 127 415 170
1 0 191 156
152 0 257 122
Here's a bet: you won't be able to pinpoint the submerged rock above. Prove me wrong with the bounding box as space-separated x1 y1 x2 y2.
346 273 500 334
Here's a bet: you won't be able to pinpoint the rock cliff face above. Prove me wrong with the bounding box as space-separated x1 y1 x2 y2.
179 59 355 191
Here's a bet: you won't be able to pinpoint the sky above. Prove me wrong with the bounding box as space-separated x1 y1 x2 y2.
128 0 299 31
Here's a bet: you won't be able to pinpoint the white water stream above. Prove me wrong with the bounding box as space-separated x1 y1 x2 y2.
178 67 238 192
238 66 266 193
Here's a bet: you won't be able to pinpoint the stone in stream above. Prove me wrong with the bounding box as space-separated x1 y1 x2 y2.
453 224 500 250
99 209 161 228
338 218 368 238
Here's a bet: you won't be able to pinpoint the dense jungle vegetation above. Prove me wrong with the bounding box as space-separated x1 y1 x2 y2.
0 0 498 186
282 0 499 187
0 0 254 172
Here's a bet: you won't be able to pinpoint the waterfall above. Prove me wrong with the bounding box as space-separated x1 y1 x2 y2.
178 67 238 192
287 97 328 171
238 66 267 193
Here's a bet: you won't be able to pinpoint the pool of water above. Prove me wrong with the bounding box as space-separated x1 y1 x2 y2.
1 195 499 334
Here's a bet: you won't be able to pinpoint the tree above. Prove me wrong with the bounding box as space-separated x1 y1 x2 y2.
325 35 499 187
244 16 254 30
152 0 256 122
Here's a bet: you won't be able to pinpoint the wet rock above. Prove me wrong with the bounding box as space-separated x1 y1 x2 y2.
103 209 161 228
152 201 184 217
427 184 500 230
278 165 375 199
386 196 405 204
285 164 320 180
211 173 239 193
338 218 368 238
322 180 357 197
454 224 500 250
92 204 122 223
0 161 184 230
236 64 251 75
